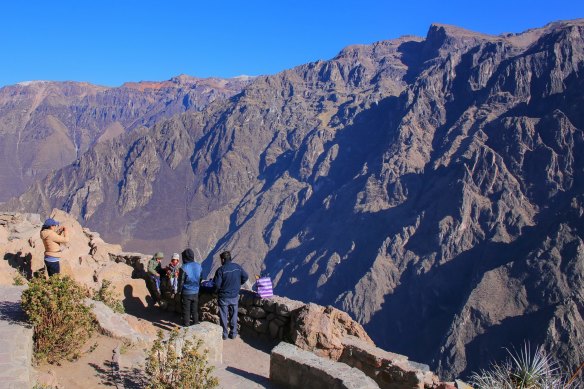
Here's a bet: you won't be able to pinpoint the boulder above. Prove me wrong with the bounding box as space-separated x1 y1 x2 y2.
182 322 223 364
291 303 373 360
85 299 154 344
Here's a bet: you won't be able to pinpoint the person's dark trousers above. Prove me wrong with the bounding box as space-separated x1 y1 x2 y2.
218 296 239 339
145 275 161 304
44 260 60 277
182 293 199 326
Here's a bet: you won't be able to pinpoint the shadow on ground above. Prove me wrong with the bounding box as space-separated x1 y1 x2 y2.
90 361 146 388
122 284 182 331
0 301 28 325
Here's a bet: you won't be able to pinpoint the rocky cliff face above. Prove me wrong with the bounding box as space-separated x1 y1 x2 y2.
0 75 250 202
6 20 584 379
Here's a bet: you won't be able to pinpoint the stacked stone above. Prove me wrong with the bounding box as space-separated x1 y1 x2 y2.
339 336 439 389
270 342 380 389
237 290 303 341
198 292 220 323
176 289 306 341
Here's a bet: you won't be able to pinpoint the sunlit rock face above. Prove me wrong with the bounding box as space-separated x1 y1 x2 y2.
6 20 584 379
0 76 250 202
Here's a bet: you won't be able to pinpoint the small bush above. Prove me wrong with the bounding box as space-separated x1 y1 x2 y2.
93 279 125 314
21 276 95 364
470 343 571 388
145 329 219 389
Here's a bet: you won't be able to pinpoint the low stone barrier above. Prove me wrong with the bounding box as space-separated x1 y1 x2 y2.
339 336 438 389
189 290 304 342
182 322 223 364
270 341 379 389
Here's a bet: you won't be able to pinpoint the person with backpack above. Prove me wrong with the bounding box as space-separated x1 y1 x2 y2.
213 250 248 339
178 249 202 327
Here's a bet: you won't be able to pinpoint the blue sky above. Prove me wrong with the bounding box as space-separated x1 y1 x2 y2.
1 0 583 87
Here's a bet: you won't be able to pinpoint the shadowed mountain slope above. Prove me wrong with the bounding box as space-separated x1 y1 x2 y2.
6 20 584 379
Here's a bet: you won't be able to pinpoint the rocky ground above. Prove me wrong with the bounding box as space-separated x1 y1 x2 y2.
34 328 278 389
0 210 281 388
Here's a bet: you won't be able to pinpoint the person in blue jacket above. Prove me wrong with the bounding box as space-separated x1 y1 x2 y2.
213 250 249 339
178 248 202 327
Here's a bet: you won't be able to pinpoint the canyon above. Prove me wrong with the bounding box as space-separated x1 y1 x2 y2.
2 19 583 379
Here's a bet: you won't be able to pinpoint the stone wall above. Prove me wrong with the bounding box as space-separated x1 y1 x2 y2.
270 341 379 389
194 290 304 342
339 336 439 389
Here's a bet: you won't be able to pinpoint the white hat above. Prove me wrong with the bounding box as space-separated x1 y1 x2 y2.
172 253 180 260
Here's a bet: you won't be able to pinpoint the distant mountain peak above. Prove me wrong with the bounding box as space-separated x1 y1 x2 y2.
3 20 584 382
16 80 51 86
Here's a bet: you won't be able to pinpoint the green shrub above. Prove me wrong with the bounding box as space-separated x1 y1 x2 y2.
21 276 95 364
145 329 219 389
470 343 571 388
93 279 125 314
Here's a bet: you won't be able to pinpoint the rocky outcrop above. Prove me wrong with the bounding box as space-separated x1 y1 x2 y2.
6 20 584 379
0 210 154 308
290 303 373 360
87 299 155 344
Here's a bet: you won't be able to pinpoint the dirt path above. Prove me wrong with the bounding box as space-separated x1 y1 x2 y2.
36 325 282 388
35 334 135 388
215 334 281 388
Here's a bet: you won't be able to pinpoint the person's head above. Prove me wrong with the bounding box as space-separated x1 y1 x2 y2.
220 250 231 264
42 218 60 231
171 253 179 266
154 252 164 262
182 248 195 263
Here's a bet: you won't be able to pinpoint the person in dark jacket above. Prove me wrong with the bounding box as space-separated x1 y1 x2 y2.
177 249 202 327
213 250 249 339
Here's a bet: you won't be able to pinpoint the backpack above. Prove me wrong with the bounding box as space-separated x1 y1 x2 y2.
255 276 273 298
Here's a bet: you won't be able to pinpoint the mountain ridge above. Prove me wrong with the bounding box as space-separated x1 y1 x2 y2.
0 75 251 202
4 19 584 379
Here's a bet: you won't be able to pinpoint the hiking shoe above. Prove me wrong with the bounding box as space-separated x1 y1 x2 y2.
222 334 228 340
228 333 238 339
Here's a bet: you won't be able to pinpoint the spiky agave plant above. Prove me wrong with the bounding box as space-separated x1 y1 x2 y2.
470 343 570 389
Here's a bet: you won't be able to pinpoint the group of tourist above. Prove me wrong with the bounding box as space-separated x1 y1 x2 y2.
40 217 249 340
